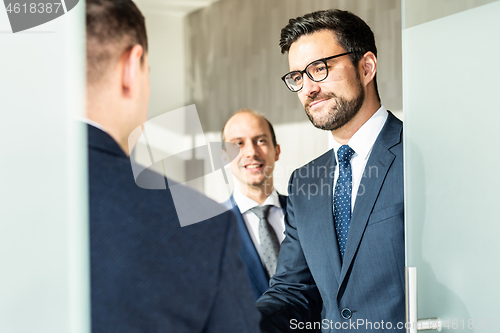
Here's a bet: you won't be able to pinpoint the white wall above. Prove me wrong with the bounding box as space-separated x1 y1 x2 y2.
131 7 189 182
137 9 187 119
0 3 89 333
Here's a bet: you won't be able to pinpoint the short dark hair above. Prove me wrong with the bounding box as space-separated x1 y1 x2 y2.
86 0 148 85
280 9 380 101
221 109 278 148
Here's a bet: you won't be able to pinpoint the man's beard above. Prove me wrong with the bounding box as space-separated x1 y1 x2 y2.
304 79 365 131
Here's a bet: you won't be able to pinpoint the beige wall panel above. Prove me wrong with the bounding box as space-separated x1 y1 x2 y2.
404 0 498 28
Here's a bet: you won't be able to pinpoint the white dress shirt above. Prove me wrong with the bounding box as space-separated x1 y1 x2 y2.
77 117 107 132
331 106 388 211
233 187 285 266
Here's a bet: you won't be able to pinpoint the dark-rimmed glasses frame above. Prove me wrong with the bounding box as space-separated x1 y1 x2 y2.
281 51 354 92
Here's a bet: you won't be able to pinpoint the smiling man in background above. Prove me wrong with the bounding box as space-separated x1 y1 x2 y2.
222 109 286 301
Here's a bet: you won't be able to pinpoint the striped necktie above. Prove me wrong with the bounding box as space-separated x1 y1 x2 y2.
250 205 280 277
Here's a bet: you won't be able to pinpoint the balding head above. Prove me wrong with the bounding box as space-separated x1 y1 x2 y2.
222 109 281 201
222 109 278 148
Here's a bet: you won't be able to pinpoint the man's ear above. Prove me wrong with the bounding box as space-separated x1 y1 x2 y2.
121 44 144 98
359 51 377 87
274 144 281 162
221 147 230 165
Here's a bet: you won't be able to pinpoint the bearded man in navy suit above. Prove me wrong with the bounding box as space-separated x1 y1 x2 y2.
85 1 260 332
222 110 287 301
256 9 405 333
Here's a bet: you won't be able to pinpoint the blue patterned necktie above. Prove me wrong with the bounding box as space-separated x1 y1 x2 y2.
333 145 355 261
250 205 280 277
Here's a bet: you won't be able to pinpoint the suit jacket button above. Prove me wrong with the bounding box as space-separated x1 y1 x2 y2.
341 308 352 319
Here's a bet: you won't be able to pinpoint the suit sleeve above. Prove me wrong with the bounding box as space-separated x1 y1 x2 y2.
204 209 261 333
256 171 322 333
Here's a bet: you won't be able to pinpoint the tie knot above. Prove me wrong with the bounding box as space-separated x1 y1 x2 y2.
250 205 272 220
337 145 355 162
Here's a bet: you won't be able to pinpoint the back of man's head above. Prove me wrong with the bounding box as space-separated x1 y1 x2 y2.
86 0 148 86
86 0 150 154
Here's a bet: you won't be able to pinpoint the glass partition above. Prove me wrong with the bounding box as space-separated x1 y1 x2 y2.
403 0 500 330
0 3 89 333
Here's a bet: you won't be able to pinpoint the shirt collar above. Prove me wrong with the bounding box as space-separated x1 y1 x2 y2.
331 105 388 162
77 117 108 133
233 186 281 214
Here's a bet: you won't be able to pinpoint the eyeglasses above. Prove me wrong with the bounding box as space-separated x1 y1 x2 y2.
281 52 354 92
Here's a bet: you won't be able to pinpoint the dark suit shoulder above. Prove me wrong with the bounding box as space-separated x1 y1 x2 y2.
378 111 403 150
294 149 333 175
87 124 127 158
88 127 259 332
288 149 334 188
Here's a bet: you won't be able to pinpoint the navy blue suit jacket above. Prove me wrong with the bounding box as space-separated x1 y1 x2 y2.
225 194 287 301
256 112 405 332
88 125 260 333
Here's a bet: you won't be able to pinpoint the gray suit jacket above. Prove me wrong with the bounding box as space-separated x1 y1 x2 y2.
256 112 405 332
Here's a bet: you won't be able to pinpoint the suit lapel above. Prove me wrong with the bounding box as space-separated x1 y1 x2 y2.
228 196 269 297
311 151 342 285
338 112 402 286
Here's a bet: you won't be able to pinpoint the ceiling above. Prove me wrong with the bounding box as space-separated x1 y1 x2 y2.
134 0 221 16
